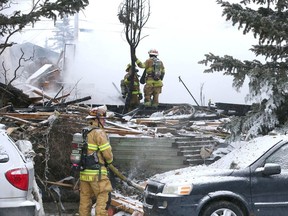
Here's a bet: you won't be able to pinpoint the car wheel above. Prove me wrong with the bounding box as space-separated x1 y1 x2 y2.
202 201 245 216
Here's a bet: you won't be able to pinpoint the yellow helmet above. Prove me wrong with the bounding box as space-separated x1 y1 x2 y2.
126 64 131 72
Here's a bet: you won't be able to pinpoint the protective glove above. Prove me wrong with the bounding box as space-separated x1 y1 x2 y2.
139 93 143 100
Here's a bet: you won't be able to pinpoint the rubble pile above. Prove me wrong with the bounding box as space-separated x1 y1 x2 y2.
0 83 233 215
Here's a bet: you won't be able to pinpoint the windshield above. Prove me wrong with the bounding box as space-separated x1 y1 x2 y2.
209 135 284 170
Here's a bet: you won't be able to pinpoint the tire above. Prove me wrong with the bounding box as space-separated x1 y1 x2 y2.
201 201 245 216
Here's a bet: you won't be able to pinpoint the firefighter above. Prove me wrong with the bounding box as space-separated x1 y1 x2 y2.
135 49 165 107
79 105 113 216
120 64 143 111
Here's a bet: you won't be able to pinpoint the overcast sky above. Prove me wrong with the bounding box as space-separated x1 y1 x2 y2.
18 0 259 106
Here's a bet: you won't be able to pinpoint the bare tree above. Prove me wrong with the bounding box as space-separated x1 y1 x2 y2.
2 48 35 86
118 0 150 113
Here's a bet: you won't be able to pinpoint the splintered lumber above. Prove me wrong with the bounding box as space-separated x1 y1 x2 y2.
0 105 12 113
192 127 229 138
111 192 143 214
6 127 19 135
54 93 70 101
45 181 74 188
32 89 59 103
205 121 224 126
4 115 39 127
56 96 92 107
106 120 142 134
105 127 143 136
68 105 90 113
1 112 54 121
135 119 179 125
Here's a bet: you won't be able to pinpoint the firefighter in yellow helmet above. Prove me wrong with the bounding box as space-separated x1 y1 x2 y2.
120 64 143 111
79 105 113 216
135 49 165 107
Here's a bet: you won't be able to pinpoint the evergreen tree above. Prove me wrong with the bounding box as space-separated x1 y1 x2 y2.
0 0 88 86
199 0 288 140
0 0 88 56
49 15 74 52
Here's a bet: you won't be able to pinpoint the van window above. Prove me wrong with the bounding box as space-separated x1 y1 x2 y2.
266 144 288 170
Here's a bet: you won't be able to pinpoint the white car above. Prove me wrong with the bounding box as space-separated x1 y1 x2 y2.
0 127 37 216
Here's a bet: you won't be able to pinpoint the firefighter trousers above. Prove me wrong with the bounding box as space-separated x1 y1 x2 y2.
144 84 162 106
79 176 112 216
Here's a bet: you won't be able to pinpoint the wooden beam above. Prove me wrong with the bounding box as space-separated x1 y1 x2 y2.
105 127 143 135
0 112 53 120
0 105 12 113
4 115 39 127
32 89 59 103
111 192 143 214
45 181 74 188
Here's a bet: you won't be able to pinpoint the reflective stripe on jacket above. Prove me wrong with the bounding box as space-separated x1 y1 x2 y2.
123 74 142 95
80 127 113 180
136 58 165 75
136 58 165 87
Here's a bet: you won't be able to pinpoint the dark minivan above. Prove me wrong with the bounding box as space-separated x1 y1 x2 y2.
143 135 288 216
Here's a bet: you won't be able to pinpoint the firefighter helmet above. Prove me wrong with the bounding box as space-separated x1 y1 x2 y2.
148 49 159 56
126 64 131 72
86 105 107 119
126 63 139 73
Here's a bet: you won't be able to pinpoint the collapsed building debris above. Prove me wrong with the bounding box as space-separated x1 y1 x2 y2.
0 82 252 215
0 82 36 107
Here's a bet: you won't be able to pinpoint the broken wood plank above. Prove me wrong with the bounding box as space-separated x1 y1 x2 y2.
1 112 53 120
45 181 74 188
106 120 143 134
202 121 224 126
32 89 59 103
0 105 13 113
111 192 143 214
67 105 90 113
6 127 19 135
54 93 70 101
104 127 143 136
4 115 39 127
55 96 92 107
1 112 84 131
135 119 179 125
45 86 64 107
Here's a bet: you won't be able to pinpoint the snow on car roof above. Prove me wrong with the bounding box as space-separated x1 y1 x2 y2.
210 134 287 169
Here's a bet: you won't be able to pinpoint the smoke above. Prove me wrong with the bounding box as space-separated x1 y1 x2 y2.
62 0 128 105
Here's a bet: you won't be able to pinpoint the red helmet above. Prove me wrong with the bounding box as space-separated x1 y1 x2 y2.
148 49 159 56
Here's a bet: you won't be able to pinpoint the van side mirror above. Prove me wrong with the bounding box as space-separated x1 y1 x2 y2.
256 163 281 176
